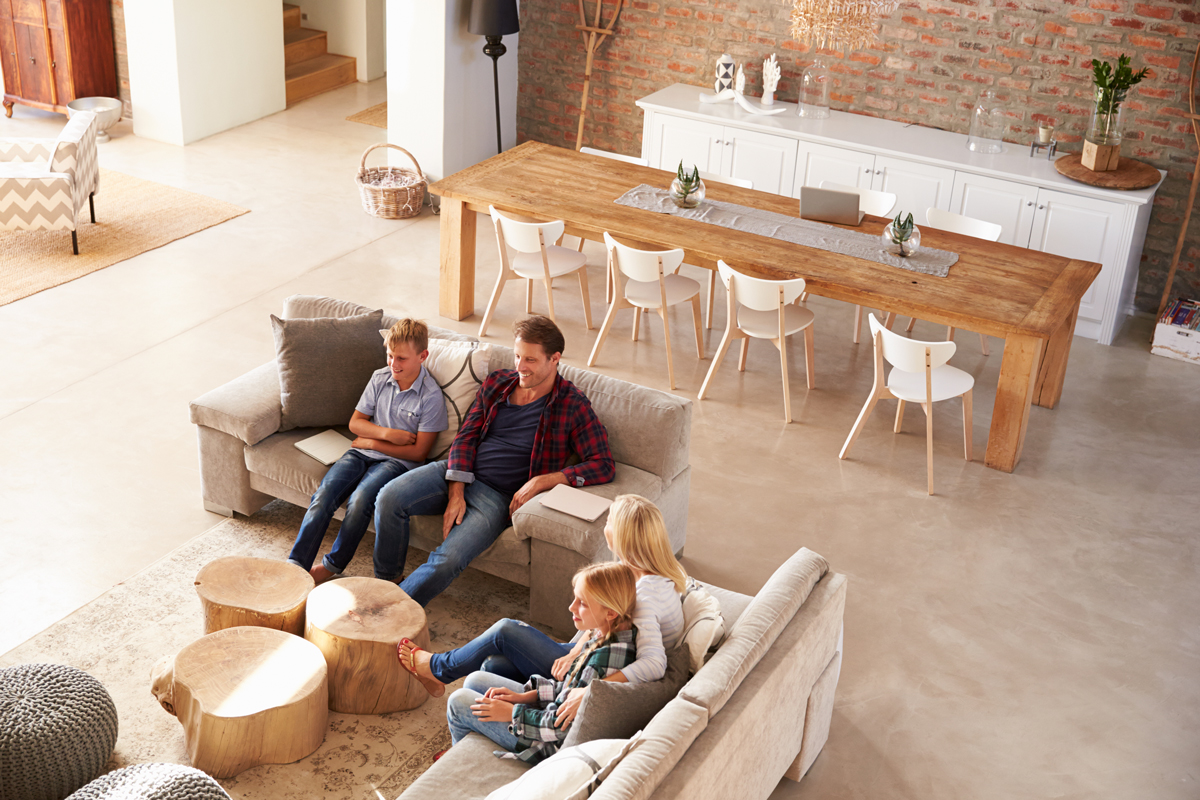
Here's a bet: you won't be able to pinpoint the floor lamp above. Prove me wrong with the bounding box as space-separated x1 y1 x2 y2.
469 0 520 155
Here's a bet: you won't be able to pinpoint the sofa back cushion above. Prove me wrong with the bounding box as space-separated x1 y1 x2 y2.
588 697 707 800
679 548 827 717
282 295 479 345
485 345 691 483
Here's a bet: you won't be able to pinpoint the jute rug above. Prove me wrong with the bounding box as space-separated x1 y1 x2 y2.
347 102 387 129
0 168 248 307
0 501 531 800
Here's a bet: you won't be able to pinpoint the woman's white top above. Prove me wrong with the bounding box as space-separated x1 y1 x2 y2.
621 574 685 684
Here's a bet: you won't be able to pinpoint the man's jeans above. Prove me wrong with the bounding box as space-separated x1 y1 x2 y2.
288 450 408 573
429 618 573 684
373 460 512 606
446 671 525 749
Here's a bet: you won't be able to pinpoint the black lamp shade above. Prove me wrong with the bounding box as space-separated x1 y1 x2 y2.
469 0 520 36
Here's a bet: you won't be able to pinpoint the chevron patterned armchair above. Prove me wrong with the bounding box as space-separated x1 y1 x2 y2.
0 110 99 254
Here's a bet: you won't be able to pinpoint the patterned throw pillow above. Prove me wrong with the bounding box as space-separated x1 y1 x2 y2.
423 340 492 460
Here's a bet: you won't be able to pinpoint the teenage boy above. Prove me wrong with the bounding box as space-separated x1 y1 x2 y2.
287 319 448 585
372 315 615 606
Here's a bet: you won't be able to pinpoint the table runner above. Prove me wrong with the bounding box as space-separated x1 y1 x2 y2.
615 184 958 277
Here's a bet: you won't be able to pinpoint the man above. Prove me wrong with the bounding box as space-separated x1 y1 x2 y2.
373 315 615 605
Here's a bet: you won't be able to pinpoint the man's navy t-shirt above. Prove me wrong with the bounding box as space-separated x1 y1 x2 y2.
473 394 550 494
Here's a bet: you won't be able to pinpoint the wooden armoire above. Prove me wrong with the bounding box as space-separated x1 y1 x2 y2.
0 0 118 118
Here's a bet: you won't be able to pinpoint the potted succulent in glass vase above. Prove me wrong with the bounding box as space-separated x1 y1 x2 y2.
1084 54 1151 172
670 162 706 209
883 212 920 258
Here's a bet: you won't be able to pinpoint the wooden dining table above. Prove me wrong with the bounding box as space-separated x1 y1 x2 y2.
428 141 1100 473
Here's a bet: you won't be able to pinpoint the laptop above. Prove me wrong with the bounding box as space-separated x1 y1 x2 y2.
537 484 613 523
799 186 865 226
295 429 354 466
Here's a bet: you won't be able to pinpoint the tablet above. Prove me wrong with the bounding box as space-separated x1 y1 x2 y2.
295 429 354 466
537 484 612 522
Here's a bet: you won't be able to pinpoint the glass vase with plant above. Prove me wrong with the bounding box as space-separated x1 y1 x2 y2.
883 212 920 258
1088 54 1151 146
670 162 705 208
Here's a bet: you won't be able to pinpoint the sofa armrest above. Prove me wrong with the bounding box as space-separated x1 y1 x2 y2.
0 139 56 163
189 361 282 446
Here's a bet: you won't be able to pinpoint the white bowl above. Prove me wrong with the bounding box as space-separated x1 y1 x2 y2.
67 97 123 143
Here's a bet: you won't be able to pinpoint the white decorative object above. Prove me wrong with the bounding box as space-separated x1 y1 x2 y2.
762 54 781 106
714 53 735 93
734 63 746 95
698 88 789 116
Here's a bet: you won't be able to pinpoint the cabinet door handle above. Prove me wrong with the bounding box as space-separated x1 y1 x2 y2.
726 141 732 146
1037 204 1045 210
1026 201 1034 206
715 139 723 145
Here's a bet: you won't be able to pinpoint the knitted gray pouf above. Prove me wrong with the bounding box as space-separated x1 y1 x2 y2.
0 664 119 800
66 764 230 800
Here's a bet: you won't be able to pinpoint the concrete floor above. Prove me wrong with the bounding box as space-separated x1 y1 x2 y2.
1 80 1197 799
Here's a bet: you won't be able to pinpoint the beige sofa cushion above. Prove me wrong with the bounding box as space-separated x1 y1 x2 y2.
679 548 827 717
589 697 707 800
398 732 529 800
189 361 282 446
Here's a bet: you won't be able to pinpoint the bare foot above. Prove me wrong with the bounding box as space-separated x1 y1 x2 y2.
397 639 446 698
310 564 336 586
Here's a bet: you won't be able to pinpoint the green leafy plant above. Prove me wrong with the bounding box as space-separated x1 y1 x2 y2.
888 211 915 257
1090 54 1151 144
671 161 703 207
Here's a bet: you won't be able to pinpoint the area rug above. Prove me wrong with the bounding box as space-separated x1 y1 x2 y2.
0 501 532 800
347 102 387 129
0 168 249 306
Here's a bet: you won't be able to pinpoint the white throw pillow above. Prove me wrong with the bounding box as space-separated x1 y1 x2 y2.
678 579 725 674
421 339 491 460
485 734 641 800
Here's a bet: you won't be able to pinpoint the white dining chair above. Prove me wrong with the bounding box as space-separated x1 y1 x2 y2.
819 181 899 343
839 314 974 495
901 208 1003 355
588 232 704 390
682 171 754 330
579 146 649 166
479 205 593 338
698 260 815 423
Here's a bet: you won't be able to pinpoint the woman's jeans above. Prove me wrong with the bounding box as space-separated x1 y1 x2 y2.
287 451 408 573
429 618 573 684
373 461 513 606
446 671 525 749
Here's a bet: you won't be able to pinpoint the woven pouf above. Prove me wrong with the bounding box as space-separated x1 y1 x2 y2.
66 764 230 800
0 664 119 800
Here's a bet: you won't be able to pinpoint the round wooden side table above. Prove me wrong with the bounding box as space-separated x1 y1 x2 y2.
304 577 430 714
194 556 314 635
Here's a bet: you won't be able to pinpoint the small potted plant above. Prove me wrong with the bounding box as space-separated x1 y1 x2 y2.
883 212 920 258
670 162 706 209
1084 54 1151 171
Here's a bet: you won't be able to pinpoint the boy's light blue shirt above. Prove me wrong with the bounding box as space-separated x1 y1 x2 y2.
354 364 448 470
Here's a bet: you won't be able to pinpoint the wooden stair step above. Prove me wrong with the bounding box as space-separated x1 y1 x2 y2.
285 53 357 106
283 3 301 31
285 27 327 67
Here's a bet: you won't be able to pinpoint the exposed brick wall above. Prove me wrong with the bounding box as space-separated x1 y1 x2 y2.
515 0 1200 312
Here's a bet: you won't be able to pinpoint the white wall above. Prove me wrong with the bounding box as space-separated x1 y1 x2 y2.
124 0 286 146
386 0 518 183
300 0 387 83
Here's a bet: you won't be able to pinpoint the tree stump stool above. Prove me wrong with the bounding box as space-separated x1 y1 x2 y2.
171 626 328 778
304 577 430 714
194 556 313 635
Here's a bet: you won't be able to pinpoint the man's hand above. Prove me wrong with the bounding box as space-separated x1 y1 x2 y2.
509 472 568 516
471 694 515 723
383 428 416 446
551 639 586 681
443 482 466 539
351 436 382 451
554 686 588 728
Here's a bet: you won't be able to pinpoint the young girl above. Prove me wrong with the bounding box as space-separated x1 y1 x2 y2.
398 494 686 708
445 562 637 763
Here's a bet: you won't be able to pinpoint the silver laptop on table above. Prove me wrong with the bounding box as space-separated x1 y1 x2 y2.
799 186 865 226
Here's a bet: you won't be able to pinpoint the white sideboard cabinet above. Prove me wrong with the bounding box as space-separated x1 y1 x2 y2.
637 83 1164 345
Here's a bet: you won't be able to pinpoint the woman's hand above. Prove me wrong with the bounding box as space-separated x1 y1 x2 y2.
471 695 515 723
552 640 586 681
554 686 588 728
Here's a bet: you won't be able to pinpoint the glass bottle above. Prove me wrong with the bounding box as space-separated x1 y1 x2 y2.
799 57 831 119
966 89 1006 154
1086 86 1126 146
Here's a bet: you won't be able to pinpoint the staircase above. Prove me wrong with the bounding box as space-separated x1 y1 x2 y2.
283 4 356 106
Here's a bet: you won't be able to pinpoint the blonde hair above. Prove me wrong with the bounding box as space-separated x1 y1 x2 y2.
608 494 687 594
384 318 429 354
566 562 637 684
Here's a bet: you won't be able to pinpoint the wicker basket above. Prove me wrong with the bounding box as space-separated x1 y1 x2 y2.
356 143 427 219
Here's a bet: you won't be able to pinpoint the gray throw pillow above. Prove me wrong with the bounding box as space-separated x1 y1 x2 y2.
561 644 690 748
271 310 385 431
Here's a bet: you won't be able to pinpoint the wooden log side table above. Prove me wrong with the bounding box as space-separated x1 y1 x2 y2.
194 556 314 635
304 577 430 714
169 626 328 778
